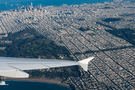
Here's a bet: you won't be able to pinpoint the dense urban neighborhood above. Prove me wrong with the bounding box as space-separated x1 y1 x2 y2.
0 0 135 89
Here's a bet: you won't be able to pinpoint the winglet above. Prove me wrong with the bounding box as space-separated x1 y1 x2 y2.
78 57 94 71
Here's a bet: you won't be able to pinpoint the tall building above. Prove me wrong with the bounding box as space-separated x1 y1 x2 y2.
30 2 33 11
40 4 42 9
31 2 33 8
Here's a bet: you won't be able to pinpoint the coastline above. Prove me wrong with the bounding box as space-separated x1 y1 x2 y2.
0 0 114 11
6 78 70 89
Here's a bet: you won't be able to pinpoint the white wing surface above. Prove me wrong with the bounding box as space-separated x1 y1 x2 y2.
0 57 94 78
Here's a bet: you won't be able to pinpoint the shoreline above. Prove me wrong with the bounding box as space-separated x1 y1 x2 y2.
0 0 114 11
6 78 70 89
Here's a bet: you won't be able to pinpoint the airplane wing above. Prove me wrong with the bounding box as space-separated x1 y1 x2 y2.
0 57 94 78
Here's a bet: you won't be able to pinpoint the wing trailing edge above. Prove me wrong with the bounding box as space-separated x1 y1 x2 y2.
0 70 29 78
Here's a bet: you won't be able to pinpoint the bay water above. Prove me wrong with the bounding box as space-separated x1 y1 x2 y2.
0 80 71 90
0 0 113 11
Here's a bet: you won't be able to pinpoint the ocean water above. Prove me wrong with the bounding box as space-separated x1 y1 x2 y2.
0 0 114 11
0 80 71 90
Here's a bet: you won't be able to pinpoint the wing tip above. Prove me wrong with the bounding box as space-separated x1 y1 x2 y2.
78 57 94 71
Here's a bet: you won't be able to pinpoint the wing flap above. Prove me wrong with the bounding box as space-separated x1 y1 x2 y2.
0 64 15 70
0 70 29 78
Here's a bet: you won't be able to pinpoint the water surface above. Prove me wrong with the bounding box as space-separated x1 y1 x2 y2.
0 81 71 90
0 0 113 11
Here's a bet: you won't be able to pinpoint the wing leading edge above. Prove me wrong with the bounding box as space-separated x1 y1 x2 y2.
0 57 94 78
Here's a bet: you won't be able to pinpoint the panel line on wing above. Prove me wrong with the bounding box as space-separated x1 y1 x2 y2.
41 63 50 68
8 64 21 70
8 63 50 70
